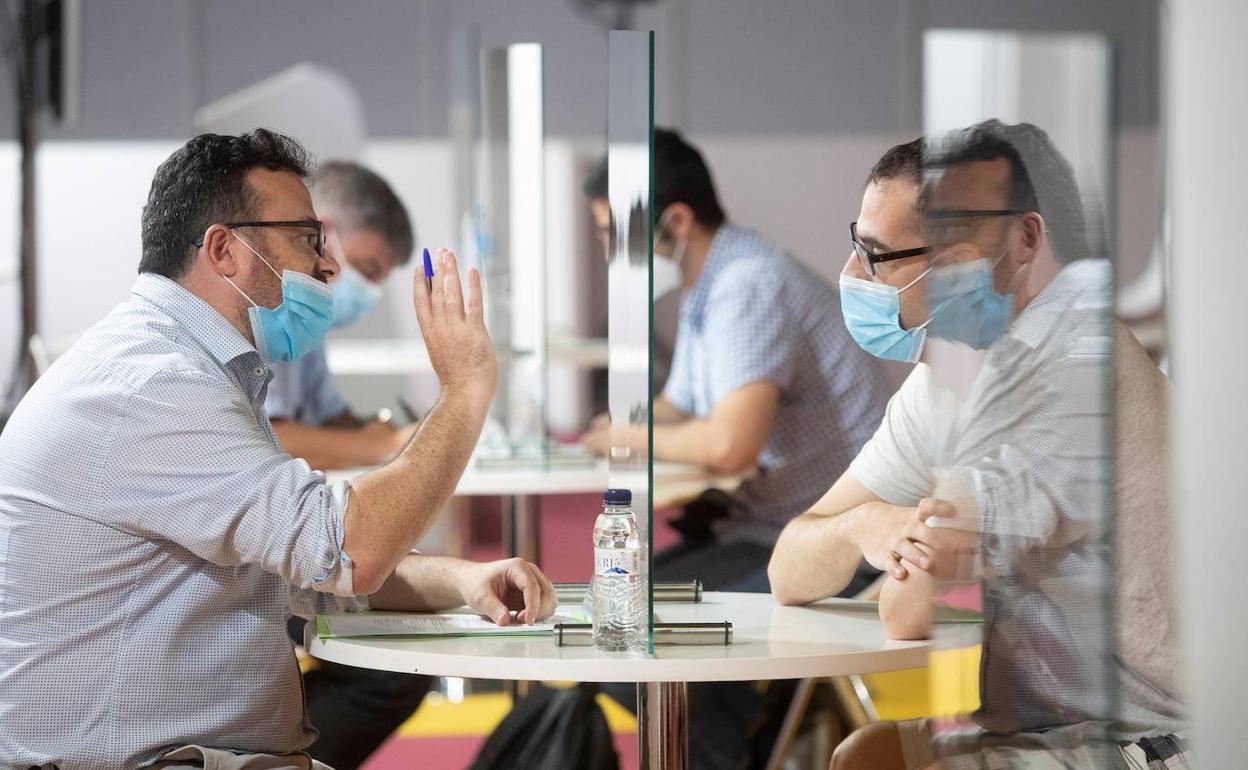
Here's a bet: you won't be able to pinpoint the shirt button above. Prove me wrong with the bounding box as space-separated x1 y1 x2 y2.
254 366 265 376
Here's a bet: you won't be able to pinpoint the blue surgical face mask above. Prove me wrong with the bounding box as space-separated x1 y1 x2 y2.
839 265 934 363
224 233 334 363
331 262 384 329
926 257 1013 350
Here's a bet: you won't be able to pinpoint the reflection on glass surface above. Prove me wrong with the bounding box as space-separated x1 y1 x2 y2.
916 121 1116 766
474 43 548 463
848 28 1153 766
606 29 654 651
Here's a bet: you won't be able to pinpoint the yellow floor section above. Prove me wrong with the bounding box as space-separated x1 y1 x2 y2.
863 645 982 721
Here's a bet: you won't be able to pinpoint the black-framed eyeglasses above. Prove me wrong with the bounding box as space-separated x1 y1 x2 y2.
923 209 1027 251
194 220 325 255
850 221 931 277
925 209 1027 221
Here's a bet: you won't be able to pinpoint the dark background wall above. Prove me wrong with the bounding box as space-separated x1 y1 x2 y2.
0 0 1159 141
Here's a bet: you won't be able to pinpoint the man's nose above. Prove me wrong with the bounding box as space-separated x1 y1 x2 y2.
317 246 341 283
843 251 868 280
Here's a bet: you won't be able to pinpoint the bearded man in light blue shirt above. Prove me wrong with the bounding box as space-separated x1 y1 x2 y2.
0 129 554 770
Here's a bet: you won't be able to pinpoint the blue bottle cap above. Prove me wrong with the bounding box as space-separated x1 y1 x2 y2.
603 488 632 506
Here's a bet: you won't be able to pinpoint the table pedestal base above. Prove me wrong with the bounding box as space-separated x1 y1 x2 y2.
637 681 689 770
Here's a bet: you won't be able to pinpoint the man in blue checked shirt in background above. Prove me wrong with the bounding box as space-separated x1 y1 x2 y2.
584 128 889 597
0 129 556 770
582 128 891 769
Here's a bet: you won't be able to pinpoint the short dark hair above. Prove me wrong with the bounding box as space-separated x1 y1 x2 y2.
866 138 924 188
925 119 1094 265
654 128 726 227
139 129 312 279
311 161 415 265
581 127 727 229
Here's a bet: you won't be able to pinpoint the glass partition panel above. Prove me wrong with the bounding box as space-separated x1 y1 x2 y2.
474 43 549 465
914 29 1120 765
605 29 655 651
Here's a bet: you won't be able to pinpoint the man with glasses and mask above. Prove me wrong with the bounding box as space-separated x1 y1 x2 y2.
770 122 1189 769
581 128 888 769
0 130 557 770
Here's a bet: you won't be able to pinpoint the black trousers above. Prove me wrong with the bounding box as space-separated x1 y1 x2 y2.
288 617 433 770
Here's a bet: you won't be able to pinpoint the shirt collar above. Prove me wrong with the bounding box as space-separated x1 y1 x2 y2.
130 272 263 373
1006 259 1111 350
681 224 738 324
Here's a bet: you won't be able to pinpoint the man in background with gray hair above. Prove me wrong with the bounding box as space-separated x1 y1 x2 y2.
267 161 419 472
266 161 430 769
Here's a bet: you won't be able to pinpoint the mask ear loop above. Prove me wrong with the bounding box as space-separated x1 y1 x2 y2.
904 247 959 331
222 232 281 309
990 218 1028 296
656 209 687 268
232 232 283 280
223 276 259 309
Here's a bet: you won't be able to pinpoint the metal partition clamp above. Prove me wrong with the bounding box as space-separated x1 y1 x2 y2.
553 621 732 647
555 580 703 605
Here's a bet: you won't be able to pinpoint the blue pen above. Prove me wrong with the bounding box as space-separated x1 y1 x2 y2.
422 248 434 291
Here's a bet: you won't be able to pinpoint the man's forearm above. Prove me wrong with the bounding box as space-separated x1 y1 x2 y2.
343 387 490 593
879 567 934 640
769 506 868 605
653 419 758 474
652 395 687 424
652 419 713 465
273 421 392 470
368 554 468 612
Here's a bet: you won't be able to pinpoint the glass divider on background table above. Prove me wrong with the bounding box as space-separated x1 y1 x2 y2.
606 29 655 653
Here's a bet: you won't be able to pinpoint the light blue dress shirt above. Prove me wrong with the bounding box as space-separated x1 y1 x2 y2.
0 273 363 770
665 225 889 545
265 347 350 426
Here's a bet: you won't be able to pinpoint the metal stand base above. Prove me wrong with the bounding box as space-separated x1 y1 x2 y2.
503 493 541 563
638 681 689 770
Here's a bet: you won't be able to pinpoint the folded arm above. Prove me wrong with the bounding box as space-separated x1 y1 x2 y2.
769 471 915 604
878 551 935 640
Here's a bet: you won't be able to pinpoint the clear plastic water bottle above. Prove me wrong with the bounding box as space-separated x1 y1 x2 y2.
591 488 646 651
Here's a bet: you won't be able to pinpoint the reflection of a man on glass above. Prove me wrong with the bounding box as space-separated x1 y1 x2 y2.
770 121 1189 769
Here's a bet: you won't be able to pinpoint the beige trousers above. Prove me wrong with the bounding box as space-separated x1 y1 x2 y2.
142 745 334 770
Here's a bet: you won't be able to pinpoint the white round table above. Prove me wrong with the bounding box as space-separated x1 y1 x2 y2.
306 592 928 769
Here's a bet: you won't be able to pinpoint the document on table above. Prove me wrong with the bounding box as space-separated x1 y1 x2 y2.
316 607 583 640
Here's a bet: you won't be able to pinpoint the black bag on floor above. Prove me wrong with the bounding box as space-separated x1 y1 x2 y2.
469 683 620 770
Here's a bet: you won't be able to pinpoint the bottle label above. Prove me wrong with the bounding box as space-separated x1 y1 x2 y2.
594 547 641 578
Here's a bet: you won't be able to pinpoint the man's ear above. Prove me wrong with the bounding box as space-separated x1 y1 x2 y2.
662 202 697 242
202 224 239 278
1015 211 1045 265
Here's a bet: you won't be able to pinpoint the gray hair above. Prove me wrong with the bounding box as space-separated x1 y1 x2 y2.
311 161 415 264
